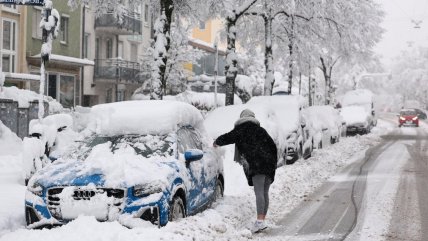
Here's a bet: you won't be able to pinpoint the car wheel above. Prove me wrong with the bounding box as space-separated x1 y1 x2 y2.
169 196 185 222
214 179 224 201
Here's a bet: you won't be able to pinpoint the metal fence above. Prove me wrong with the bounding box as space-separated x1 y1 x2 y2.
0 99 48 139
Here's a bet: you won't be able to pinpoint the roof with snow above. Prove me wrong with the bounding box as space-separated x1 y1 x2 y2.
4 73 41 81
90 100 204 135
29 54 94 66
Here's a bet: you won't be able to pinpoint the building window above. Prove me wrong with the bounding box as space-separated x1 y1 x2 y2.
84 33 90 58
106 39 113 58
199 21 205 30
106 88 113 103
118 41 124 59
144 4 149 22
60 75 75 108
44 74 76 108
130 44 138 62
60 16 69 44
1 19 17 73
95 37 100 60
32 8 43 39
116 90 125 102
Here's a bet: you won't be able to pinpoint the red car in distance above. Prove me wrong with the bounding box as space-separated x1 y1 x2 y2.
398 109 419 127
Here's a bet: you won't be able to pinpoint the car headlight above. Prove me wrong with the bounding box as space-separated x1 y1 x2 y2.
133 183 163 197
28 181 43 196
400 117 405 120
412 116 418 120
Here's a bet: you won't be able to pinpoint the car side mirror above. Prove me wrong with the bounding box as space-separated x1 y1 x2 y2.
185 149 204 167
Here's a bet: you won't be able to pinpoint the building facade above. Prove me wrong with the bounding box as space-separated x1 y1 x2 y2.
82 1 152 106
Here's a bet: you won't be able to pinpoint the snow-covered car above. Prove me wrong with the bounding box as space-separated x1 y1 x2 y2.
340 106 372 135
247 95 313 164
303 105 346 149
25 101 224 228
204 103 284 166
340 89 377 128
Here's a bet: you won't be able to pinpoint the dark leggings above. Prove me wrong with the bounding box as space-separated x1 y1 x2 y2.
252 174 271 216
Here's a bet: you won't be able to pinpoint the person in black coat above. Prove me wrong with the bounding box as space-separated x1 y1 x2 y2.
213 109 277 233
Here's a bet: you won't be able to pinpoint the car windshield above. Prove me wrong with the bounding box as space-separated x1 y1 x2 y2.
67 134 175 160
400 110 416 116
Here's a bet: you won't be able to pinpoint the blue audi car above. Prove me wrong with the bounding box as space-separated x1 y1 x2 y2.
25 101 224 228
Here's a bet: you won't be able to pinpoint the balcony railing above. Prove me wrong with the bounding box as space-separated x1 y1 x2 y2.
95 11 142 35
94 59 148 84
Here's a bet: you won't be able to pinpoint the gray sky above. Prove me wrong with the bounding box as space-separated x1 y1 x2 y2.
374 0 428 65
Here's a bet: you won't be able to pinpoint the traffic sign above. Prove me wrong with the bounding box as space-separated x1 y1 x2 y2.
0 0 44 6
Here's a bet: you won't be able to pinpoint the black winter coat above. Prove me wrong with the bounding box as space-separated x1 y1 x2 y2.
215 121 277 186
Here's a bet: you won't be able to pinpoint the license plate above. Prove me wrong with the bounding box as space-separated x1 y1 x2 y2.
406 121 412 124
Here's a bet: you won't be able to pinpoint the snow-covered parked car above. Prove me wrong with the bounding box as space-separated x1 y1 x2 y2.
340 106 372 135
204 103 284 166
25 101 224 228
303 105 346 149
247 95 313 164
340 89 377 128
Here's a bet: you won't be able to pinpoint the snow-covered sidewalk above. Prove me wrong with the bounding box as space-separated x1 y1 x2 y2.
0 119 393 241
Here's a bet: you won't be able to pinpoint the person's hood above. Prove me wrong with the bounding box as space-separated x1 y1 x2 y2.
234 109 260 127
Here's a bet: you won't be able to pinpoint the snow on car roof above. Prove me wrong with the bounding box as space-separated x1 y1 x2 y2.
341 89 374 106
247 95 305 134
90 100 204 136
204 104 278 140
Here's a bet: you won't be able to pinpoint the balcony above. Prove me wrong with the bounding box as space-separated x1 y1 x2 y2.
95 11 142 35
94 59 148 84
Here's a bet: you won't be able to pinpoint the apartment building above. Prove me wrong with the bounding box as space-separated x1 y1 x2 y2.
82 1 152 106
1 4 40 89
188 19 226 77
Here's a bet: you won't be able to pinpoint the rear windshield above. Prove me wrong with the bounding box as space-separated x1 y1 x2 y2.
400 110 417 116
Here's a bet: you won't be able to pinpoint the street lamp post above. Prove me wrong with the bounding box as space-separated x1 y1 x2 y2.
213 40 219 108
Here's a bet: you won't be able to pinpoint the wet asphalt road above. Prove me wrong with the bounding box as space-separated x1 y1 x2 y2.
265 117 428 241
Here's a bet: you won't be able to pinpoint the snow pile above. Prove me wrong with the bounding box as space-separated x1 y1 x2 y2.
0 86 62 113
340 106 369 125
89 100 204 136
0 121 22 156
70 106 92 132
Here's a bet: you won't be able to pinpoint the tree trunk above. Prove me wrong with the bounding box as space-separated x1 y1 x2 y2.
320 57 332 105
308 63 312 106
298 72 301 95
287 16 295 94
225 18 238 105
150 0 174 100
264 14 274 95
224 0 258 105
